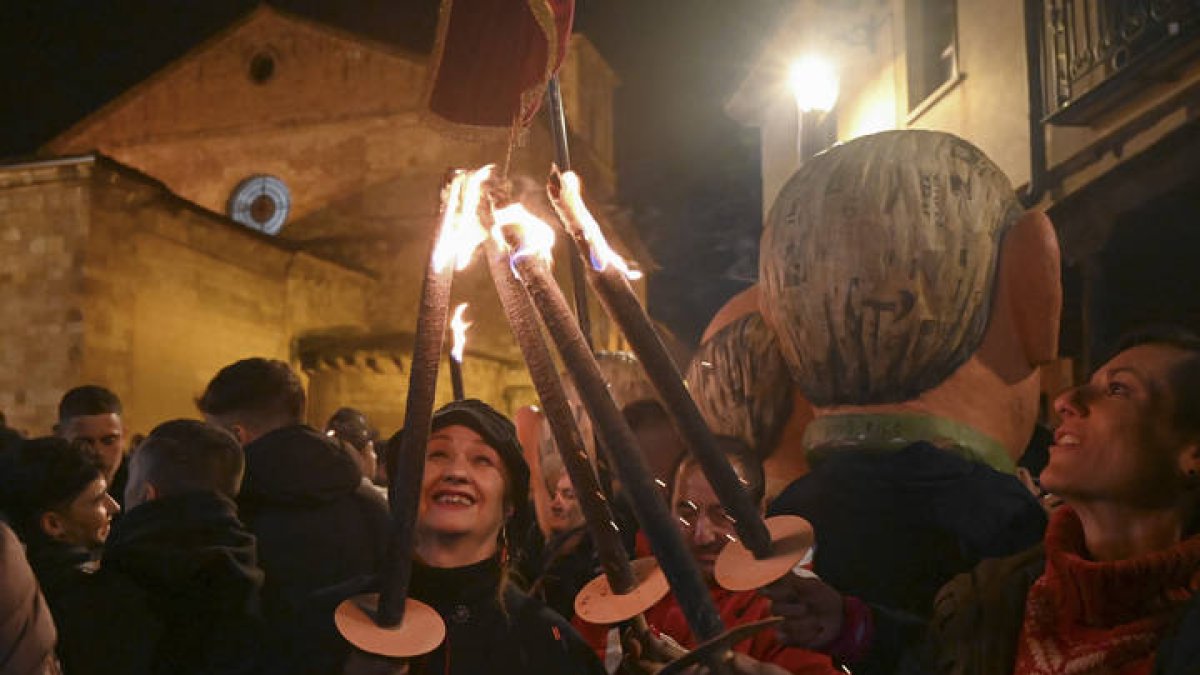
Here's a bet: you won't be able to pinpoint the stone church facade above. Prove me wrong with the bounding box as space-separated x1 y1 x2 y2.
0 6 637 437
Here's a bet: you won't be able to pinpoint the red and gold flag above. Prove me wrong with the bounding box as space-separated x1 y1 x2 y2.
425 0 575 133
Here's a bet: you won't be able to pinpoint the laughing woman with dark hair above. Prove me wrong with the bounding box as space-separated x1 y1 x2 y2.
356 399 603 675
762 327 1200 675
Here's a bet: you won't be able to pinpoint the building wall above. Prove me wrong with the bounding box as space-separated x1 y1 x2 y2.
306 350 533 437
0 160 91 433
9 8 627 437
746 0 1033 215
0 157 385 435
893 0 1031 187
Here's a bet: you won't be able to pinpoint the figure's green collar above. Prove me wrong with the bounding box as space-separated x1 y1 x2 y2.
802 413 1017 474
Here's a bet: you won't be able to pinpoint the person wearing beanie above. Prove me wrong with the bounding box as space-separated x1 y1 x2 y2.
325 409 379 480
357 399 603 675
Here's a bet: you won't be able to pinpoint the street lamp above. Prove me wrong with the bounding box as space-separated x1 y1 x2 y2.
787 56 839 159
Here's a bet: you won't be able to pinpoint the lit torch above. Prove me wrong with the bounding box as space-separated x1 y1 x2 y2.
334 165 493 658
548 170 813 594
490 204 731 661
480 198 667 624
448 303 470 401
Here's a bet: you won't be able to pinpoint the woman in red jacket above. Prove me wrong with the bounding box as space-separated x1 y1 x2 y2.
576 437 838 674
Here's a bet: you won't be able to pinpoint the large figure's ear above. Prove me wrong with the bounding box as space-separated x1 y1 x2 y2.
994 210 1062 367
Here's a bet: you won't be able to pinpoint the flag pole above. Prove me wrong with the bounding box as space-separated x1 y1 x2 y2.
546 74 620 501
546 76 593 348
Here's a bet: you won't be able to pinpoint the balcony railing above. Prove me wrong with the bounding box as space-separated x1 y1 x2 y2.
1044 0 1200 125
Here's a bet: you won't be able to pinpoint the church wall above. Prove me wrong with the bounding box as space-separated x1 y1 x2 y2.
0 161 91 434
305 353 532 438
67 161 374 436
18 9 632 437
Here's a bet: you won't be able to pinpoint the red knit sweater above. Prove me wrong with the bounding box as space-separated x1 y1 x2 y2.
1014 506 1200 675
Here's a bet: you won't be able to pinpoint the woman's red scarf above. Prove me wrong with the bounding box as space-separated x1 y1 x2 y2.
1014 506 1200 675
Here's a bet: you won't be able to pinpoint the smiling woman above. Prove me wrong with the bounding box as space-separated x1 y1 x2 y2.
365 399 604 675
914 325 1200 675
755 327 1200 674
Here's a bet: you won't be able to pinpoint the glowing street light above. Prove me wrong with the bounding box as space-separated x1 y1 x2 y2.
787 55 839 159
788 55 839 113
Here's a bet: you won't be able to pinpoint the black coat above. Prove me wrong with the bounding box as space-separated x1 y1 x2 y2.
102 491 265 675
408 557 605 675
767 441 1046 620
25 533 161 675
239 425 391 675
35 493 264 675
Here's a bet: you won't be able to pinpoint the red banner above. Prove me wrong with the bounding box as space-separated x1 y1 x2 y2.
426 0 575 130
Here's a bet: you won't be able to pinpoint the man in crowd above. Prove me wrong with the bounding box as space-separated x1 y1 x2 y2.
579 438 839 674
0 437 137 674
97 419 264 675
0 438 119 596
527 467 591 619
198 357 390 675
56 385 129 505
325 407 385 499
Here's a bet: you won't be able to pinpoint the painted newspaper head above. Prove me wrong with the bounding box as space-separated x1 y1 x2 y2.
760 130 1023 406
687 311 795 458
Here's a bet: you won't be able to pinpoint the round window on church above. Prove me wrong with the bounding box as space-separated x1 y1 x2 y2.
249 52 276 84
228 175 291 235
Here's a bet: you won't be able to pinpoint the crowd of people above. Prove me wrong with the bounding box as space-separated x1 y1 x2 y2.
3 130 1200 675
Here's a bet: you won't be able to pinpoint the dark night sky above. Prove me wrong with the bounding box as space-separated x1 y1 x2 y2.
0 0 783 345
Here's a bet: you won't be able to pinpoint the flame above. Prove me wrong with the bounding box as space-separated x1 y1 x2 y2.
432 165 494 272
491 203 556 265
450 303 471 362
558 171 643 280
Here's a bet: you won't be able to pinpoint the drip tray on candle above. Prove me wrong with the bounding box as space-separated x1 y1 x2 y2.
335 593 446 658
714 515 815 592
574 556 671 625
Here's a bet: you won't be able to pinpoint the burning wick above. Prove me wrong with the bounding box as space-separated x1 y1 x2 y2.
492 204 728 643
555 171 642 280
373 164 491 631
450 303 471 362
448 303 470 401
549 169 775 562
432 166 492 273
481 197 652 614
492 203 556 268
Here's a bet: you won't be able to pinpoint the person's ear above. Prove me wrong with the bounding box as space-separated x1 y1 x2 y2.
995 210 1062 366
1179 441 1200 484
39 511 67 540
230 424 251 446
